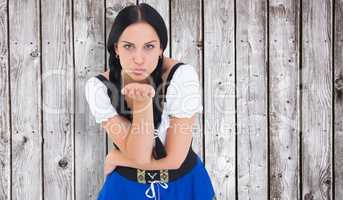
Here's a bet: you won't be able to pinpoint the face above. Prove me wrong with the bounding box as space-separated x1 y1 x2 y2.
114 21 163 81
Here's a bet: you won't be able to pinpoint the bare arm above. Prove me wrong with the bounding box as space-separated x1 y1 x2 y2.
102 100 154 164
101 115 131 152
124 99 155 164
107 115 196 170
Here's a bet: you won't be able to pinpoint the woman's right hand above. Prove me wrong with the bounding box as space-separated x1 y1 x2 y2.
121 83 155 103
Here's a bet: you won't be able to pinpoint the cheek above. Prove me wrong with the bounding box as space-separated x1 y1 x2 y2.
117 51 131 65
119 50 131 59
147 59 159 73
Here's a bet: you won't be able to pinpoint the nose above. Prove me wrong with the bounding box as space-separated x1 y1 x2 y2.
133 50 144 64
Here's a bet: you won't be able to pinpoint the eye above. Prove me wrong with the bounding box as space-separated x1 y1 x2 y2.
145 44 155 49
123 44 133 49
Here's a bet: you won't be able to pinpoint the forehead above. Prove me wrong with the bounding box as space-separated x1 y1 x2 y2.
119 22 159 44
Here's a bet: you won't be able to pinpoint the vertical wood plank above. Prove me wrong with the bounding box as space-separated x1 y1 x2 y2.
203 0 235 199
105 0 136 153
269 0 300 199
0 0 10 199
236 0 268 199
9 0 42 199
302 0 333 199
170 0 203 160
41 0 74 199
139 0 170 57
334 0 343 198
73 1 106 199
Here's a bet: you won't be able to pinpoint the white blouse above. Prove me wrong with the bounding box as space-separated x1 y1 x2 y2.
84 64 203 145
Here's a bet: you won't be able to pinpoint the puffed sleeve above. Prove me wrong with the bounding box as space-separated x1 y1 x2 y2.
165 64 203 118
84 77 118 123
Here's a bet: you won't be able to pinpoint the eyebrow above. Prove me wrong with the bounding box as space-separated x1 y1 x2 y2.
121 40 158 45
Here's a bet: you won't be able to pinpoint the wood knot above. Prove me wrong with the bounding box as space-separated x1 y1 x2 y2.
335 76 343 91
324 179 331 185
58 158 68 169
30 49 39 57
304 192 313 200
196 40 203 48
106 6 116 17
22 136 28 144
270 4 286 16
1 160 5 167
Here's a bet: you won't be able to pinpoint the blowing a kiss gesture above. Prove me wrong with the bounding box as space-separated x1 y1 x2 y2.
103 70 157 177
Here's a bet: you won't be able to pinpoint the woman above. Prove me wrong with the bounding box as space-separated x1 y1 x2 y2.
85 3 216 200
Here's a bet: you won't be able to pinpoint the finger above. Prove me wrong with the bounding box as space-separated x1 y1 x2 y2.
127 88 134 98
139 87 148 97
135 88 142 97
138 88 147 99
142 87 149 96
148 88 155 97
124 84 134 95
147 91 153 98
133 88 140 98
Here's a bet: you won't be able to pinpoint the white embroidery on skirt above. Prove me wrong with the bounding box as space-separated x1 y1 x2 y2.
145 180 168 200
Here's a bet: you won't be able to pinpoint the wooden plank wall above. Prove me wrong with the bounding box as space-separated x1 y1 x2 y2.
74 1 106 199
0 0 342 200
302 1 333 199
334 1 343 200
269 1 300 200
204 0 235 199
9 1 42 199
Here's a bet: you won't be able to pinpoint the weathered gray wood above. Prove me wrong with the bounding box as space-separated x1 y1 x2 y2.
236 0 268 199
41 0 74 199
8 0 42 199
334 0 343 198
105 0 136 153
302 0 333 199
73 1 106 199
139 0 170 57
203 0 235 199
3 1 342 200
171 0 204 160
0 0 10 199
269 1 300 199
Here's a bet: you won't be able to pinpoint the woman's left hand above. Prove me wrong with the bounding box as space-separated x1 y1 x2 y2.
104 149 118 177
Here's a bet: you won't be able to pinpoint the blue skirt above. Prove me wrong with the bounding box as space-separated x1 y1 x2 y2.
97 155 216 200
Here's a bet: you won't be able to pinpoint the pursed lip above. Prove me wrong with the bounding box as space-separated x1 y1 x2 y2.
131 68 146 75
132 68 146 72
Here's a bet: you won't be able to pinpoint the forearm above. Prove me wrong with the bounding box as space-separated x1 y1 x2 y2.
111 148 178 170
125 99 155 163
103 116 131 152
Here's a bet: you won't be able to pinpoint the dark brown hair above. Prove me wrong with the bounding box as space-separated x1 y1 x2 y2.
106 3 168 128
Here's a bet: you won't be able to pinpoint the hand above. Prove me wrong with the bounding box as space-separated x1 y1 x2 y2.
121 83 155 102
104 150 117 177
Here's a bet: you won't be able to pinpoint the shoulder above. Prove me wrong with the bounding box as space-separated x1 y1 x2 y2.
84 76 107 95
84 75 109 107
164 63 202 118
168 63 200 86
84 75 118 123
84 69 111 89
